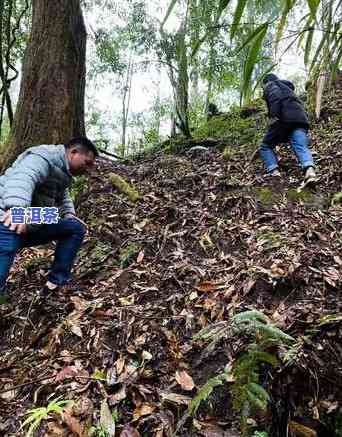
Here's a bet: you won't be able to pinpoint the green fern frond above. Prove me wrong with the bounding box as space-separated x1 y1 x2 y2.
253 430 269 437
245 350 279 367
232 310 269 327
193 321 229 342
247 382 270 403
191 310 296 436
22 397 73 437
255 323 295 344
188 372 227 416
246 389 268 412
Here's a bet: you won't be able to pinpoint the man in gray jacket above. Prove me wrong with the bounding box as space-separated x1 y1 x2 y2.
0 137 98 303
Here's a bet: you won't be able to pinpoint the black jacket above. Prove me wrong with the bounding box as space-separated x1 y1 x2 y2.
263 79 309 127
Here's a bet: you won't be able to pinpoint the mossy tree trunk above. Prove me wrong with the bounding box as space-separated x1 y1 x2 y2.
0 0 86 172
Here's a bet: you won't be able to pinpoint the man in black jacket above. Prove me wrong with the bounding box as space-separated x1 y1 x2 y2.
260 73 317 184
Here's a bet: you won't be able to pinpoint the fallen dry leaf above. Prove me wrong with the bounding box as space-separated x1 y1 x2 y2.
69 323 83 338
137 250 145 263
196 281 224 292
0 384 17 401
46 422 67 436
55 366 78 382
100 399 116 436
73 396 94 417
133 402 156 420
289 420 317 437
109 386 127 405
120 424 141 437
160 392 192 406
175 370 195 391
116 356 126 375
142 350 153 361
196 421 240 437
63 410 87 437
70 296 90 312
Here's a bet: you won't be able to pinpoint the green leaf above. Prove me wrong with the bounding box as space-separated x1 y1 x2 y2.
231 0 249 40
217 0 232 18
188 373 226 416
298 16 313 49
275 0 295 51
233 309 269 325
160 0 178 29
252 63 277 94
307 0 320 18
26 417 44 437
310 30 329 71
304 27 315 65
100 400 116 437
319 313 342 325
248 382 270 401
331 44 342 79
256 323 295 343
92 369 107 381
235 23 269 55
246 382 270 411
247 350 279 367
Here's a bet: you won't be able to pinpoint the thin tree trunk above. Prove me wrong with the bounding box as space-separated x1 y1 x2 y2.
205 39 215 112
0 0 12 137
173 19 191 137
0 0 86 172
190 0 199 105
154 66 161 136
162 1 191 138
121 51 133 154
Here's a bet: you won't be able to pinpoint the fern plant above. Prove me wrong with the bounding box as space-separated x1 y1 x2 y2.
175 371 229 435
231 311 294 435
190 310 295 437
89 426 110 437
188 372 227 417
252 432 269 437
22 397 73 437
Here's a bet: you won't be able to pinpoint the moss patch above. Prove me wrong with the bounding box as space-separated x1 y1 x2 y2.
255 188 279 205
119 243 141 268
109 173 140 202
287 189 313 203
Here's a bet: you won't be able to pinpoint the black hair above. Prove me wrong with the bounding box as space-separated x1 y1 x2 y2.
262 73 279 85
65 136 99 157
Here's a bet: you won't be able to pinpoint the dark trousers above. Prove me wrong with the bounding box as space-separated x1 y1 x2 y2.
0 217 86 290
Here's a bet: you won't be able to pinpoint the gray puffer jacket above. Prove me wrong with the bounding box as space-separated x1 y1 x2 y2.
0 144 75 230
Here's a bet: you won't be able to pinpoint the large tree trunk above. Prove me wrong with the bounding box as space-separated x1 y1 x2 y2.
0 0 86 172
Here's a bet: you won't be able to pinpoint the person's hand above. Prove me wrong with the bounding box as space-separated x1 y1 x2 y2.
2 210 27 234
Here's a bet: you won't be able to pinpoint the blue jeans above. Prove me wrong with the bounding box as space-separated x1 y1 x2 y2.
260 127 314 172
0 218 86 290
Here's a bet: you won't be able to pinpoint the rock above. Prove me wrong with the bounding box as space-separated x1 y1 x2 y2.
187 146 210 156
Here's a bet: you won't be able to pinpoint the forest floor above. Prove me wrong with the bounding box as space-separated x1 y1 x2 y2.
0 76 341 437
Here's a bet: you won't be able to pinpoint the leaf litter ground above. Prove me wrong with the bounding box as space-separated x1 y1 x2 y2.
0 78 341 436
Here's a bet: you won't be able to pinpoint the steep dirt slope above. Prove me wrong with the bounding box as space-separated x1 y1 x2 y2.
0 76 341 436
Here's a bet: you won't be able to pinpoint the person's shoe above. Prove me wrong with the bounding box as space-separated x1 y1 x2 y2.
304 166 318 183
0 286 9 305
266 168 281 178
39 280 80 299
39 280 59 298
